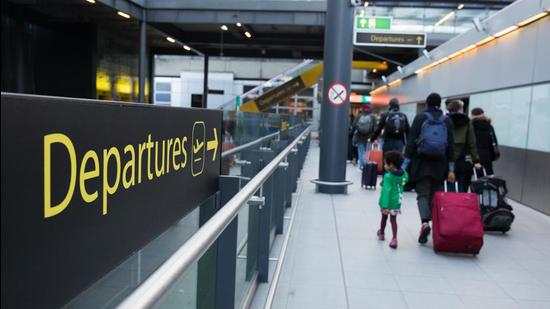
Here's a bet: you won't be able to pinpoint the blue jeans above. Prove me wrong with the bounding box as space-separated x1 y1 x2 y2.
357 143 367 170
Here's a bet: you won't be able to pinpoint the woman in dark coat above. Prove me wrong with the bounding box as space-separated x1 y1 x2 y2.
471 107 499 176
403 93 455 244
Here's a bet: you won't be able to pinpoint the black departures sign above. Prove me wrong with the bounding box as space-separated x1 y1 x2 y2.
0 93 222 309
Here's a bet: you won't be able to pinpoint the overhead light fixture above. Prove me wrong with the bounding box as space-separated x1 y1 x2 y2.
472 17 484 32
460 44 476 54
436 57 449 65
435 11 455 27
166 37 176 43
236 22 242 27
220 25 228 31
183 45 191 51
422 49 432 60
117 11 131 19
381 75 388 83
397 66 404 73
364 1 369 7
244 31 252 38
493 25 518 38
448 51 462 59
476 36 495 46
372 68 378 73
388 79 401 87
457 4 464 10
517 12 548 27
85 0 96 3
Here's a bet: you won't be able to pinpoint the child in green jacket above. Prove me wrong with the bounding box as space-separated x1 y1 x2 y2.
377 151 409 249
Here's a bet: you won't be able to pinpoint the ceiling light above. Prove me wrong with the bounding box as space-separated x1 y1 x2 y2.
517 12 549 27
460 44 476 54
236 22 242 27
388 79 401 87
183 45 191 51
457 4 464 10
244 31 252 38
448 51 462 59
476 36 495 46
372 69 378 73
117 11 131 19
493 25 518 38
220 25 228 31
166 37 176 43
436 57 449 65
397 66 404 73
85 0 96 3
435 11 455 26
364 1 369 7
472 17 484 32
381 75 388 83
422 49 432 60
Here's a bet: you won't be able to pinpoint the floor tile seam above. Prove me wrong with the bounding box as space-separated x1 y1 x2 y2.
331 194 351 309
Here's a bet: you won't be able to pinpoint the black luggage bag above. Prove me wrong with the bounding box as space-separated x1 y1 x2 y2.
362 161 378 189
471 169 515 233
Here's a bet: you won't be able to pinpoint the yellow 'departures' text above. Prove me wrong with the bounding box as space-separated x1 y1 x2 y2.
43 133 190 218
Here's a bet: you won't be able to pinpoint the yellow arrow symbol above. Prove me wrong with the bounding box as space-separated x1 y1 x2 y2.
207 128 218 161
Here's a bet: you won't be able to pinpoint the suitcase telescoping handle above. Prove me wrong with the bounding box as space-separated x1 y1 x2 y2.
367 142 379 151
472 167 487 181
444 181 459 193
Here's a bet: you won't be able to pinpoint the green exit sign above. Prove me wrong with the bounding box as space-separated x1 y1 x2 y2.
355 16 392 30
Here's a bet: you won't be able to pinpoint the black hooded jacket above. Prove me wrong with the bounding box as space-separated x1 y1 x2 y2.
472 115 498 162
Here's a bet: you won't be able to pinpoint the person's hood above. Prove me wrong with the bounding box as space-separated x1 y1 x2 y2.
449 112 469 127
472 115 492 130
471 114 492 124
390 168 405 177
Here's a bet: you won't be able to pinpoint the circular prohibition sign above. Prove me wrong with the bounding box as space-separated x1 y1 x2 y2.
327 82 348 106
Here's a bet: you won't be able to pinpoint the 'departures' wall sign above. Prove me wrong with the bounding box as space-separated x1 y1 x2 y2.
0 93 222 309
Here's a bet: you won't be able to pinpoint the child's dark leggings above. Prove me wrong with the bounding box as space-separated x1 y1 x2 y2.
380 214 397 239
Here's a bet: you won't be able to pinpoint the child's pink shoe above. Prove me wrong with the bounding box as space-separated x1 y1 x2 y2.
377 230 385 241
389 238 398 249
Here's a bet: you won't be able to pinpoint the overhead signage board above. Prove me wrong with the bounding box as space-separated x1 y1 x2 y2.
354 30 427 48
1 93 222 309
355 16 392 30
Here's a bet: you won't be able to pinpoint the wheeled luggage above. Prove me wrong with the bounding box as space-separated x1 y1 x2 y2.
470 169 514 233
432 181 484 255
367 143 383 175
362 161 378 189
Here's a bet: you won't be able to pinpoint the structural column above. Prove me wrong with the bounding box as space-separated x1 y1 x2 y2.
317 0 354 194
202 55 209 108
138 16 147 103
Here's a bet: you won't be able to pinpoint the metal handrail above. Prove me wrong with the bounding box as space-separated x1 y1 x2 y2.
221 131 280 159
221 124 302 159
117 126 311 309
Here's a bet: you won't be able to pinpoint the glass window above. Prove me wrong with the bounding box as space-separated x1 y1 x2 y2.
155 93 171 103
156 82 171 92
527 83 550 153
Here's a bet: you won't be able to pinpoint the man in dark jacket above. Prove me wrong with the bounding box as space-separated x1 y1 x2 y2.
402 93 455 244
447 100 482 192
471 107 498 175
371 98 410 152
352 105 376 170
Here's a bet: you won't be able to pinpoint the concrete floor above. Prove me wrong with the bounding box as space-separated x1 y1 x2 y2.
253 141 550 309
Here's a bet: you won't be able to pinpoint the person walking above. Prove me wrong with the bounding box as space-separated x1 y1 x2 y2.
402 93 455 244
348 112 358 165
370 98 410 183
371 98 410 153
447 100 482 192
471 107 499 176
352 105 376 170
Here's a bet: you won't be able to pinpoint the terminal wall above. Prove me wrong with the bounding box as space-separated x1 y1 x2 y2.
386 17 550 214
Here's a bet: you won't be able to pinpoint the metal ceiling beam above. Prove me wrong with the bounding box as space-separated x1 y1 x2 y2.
146 10 325 26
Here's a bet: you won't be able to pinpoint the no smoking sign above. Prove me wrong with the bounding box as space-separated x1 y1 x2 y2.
327 83 348 106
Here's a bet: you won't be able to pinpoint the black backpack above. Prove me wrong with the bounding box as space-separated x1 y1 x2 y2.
385 111 407 137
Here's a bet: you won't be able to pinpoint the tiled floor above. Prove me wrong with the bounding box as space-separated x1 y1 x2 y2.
258 142 550 309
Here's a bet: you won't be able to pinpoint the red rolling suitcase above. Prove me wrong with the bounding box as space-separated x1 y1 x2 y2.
432 182 484 255
366 143 383 175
